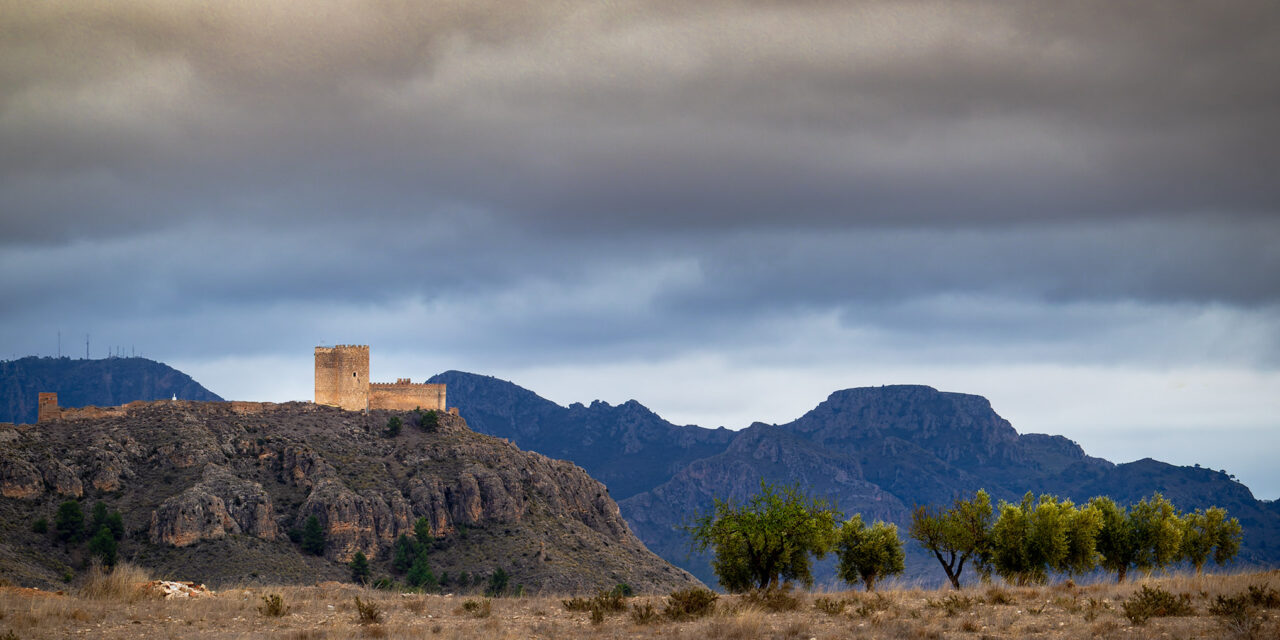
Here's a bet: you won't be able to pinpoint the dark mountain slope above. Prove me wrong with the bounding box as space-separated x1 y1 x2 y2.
0 356 222 424
427 371 734 500
619 386 1279 585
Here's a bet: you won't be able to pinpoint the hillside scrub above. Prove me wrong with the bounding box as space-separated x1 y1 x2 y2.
2 570 1275 639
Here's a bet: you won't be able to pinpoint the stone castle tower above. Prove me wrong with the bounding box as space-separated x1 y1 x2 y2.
314 345 446 412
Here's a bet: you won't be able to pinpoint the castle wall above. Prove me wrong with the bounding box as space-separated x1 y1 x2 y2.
368 382 447 412
314 345 370 411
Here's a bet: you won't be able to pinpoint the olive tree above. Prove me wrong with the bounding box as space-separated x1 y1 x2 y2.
908 489 994 589
1128 493 1183 577
836 515 904 592
1180 506 1241 574
686 481 840 592
990 493 1101 585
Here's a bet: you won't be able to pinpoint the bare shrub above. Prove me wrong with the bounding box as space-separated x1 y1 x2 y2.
79 560 150 602
928 593 977 616
664 587 718 621
743 584 801 612
259 593 291 617
354 596 383 624
705 608 764 640
630 602 661 625
984 586 1014 605
813 596 847 615
1121 585 1193 625
460 599 491 618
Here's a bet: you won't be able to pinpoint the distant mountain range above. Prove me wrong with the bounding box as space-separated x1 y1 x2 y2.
0 356 222 424
429 371 1280 586
3 359 1272 589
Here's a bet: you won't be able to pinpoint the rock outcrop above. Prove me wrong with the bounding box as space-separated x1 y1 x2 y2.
0 401 699 593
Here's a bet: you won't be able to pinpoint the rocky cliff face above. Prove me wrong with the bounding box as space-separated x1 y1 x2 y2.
0 401 699 592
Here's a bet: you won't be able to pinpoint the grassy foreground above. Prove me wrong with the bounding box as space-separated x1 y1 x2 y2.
1 565 1276 639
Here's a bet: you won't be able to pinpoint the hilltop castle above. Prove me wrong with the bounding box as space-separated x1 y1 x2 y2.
314 345 446 412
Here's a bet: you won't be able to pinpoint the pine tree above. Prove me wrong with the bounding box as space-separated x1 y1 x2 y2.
301 516 326 556
350 551 371 585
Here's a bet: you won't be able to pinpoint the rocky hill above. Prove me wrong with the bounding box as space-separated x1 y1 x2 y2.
0 401 700 593
435 374 1280 587
0 356 223 424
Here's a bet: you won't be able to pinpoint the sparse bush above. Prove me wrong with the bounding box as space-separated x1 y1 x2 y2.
32 517 48 534
612 583 634 597
664 587 717 621
1209 592 1262 638
813 596 847 615
1083 597 1111 621
79 560 150 602
485 567 509 596
354 596 382 624
384 416 401 438
418 410 439 432
460 599 491 618
853 593 892 618
928 593 977 617
562 596 592 612
1121 585 1193 625
1 630 17 640
744 583 801 611
631 602 660 625
983 586 1013 604
1246 583 1280 608
259 593 291 617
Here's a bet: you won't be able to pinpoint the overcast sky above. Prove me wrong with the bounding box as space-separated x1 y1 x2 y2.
3 1 1278 498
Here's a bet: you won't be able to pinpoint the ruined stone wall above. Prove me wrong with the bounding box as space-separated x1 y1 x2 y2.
368 382 446 412
314 345 369 411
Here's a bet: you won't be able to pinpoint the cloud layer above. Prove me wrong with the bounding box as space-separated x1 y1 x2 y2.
2 1 1278 495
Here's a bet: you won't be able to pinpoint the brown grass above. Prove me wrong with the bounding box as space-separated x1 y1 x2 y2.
0 569 1276 639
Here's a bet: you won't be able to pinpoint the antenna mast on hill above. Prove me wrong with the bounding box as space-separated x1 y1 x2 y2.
85 334 89 359
57 330 61 358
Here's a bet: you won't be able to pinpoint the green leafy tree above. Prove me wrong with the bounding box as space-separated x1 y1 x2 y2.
990 493 1100 585
55 500 84 543
1128 493 1183 577
350 551 371 585
106 512 125 540
835 515 904 592
301 515 326 556
908 490 994 589
384 416 402 438
90 501 125 540
686 481 840 592
1090 496 1138 582
88 526 117 566
1180 507 1242 574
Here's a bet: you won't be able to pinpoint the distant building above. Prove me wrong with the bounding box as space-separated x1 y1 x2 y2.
314 345 446 412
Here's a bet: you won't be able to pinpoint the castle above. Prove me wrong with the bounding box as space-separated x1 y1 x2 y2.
314 345 447 412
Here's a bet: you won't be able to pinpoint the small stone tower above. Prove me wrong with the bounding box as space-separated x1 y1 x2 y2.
314 345 370 410
37 392 59 422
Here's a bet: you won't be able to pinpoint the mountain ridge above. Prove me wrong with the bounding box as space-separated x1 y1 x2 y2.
432 371 1279 586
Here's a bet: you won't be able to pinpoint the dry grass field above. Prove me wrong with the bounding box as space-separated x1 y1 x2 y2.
1 564 1276 639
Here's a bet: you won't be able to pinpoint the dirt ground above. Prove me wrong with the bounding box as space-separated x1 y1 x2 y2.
1 570 1277 639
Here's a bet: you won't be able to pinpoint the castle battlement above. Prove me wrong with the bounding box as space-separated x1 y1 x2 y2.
315 345 446 412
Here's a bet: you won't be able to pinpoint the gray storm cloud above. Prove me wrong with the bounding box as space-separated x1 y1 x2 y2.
1 3 1278 499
